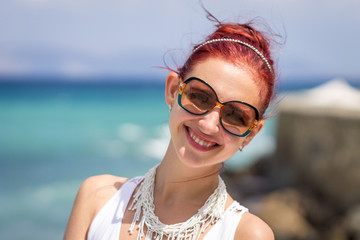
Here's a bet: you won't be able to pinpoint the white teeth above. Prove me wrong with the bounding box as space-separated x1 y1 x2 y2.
188 128 216 148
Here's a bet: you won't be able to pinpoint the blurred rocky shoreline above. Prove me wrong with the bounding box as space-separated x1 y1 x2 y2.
222 79 360 240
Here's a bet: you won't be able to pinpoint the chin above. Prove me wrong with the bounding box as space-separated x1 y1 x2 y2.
177 149 224 170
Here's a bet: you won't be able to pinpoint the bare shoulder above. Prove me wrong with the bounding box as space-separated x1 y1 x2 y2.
234 212 274 240
75 174 129 217
63 175 128 240
80 174 128 200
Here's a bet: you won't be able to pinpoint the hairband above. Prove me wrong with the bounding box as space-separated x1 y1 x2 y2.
192 38 273 74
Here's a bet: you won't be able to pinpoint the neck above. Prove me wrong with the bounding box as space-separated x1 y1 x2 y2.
154 143 222 204
128 155 228 238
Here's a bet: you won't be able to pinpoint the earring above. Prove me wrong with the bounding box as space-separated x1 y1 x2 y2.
168 105 172 112
239 146 244 152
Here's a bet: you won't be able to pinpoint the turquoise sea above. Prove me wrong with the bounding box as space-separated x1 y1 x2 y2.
2 77 350 240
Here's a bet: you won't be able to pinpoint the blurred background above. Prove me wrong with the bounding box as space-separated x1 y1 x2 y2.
0 0 359 239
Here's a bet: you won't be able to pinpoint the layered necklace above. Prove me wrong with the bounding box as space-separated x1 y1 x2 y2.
128 165 228 240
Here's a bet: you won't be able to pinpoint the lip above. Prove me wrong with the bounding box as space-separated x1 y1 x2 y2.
185 126 220 151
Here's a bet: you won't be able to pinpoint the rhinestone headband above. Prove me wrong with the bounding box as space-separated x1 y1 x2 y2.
192 38 273 74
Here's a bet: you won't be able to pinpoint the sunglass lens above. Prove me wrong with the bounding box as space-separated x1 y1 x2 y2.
181 80 216 114
221 102 256 135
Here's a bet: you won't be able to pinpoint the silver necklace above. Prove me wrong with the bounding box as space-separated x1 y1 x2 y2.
128 165 228 240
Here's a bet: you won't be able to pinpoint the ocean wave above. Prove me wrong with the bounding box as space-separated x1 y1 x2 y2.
100 123 170 160
117 123 143 142
140 124 170 159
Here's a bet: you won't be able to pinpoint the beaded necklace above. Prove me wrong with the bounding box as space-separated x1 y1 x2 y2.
128 165 228 240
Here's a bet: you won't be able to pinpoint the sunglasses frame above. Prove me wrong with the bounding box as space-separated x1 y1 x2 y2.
178 77 259 137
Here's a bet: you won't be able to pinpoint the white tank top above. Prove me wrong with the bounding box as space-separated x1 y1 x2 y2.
88 176 248 240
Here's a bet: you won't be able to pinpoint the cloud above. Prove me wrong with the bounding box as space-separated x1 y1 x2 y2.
1 0 359 80
58 62 95 78
0 56 31 75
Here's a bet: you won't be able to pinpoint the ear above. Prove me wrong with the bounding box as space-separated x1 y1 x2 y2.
165 72 181 107
242 119 265 147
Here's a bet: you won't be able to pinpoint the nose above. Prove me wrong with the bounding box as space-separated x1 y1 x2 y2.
198 108 221 135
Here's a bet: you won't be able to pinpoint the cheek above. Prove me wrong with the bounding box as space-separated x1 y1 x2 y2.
168 106 193 133
223 134 243 151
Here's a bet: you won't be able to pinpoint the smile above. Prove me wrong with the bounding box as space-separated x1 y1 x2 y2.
186 127 218 149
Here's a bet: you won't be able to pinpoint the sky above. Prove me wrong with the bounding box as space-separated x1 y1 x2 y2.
0 0 359 84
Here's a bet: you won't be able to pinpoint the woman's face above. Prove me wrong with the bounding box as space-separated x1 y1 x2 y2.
165 57 264 169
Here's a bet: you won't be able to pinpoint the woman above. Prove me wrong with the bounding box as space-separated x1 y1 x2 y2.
64 16 277 240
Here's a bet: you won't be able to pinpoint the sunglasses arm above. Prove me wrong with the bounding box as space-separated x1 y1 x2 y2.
249 120 259 131
179 82 186 94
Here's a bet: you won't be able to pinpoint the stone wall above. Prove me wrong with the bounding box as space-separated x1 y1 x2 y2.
276 108 360 209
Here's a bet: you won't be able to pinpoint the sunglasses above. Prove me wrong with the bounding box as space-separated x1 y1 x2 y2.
178 77 259 137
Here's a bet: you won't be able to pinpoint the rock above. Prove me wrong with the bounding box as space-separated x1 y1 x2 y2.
276 79 360 209
222 161 277 201
344 205 360 240
244 189 316 240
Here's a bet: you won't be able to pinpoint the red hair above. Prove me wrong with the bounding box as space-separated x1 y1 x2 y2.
177 21 277 118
